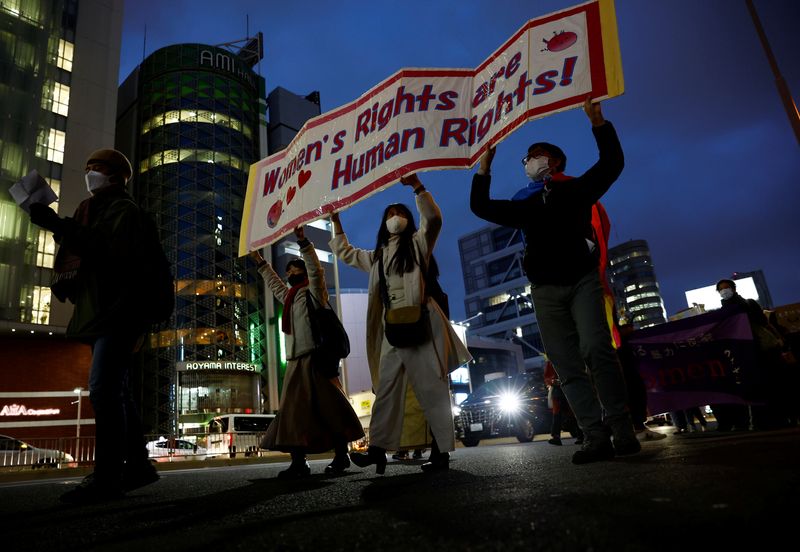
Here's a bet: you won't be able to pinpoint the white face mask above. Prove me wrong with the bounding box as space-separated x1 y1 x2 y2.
85 170 111 194
719 288 735 301
385 215 408 235
524 156 551 181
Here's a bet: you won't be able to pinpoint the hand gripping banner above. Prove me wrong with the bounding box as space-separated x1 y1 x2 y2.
239 0 623 254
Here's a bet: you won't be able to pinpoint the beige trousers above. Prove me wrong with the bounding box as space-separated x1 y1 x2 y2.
369 335 455 452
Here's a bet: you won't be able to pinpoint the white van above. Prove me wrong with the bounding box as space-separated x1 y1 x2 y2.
206 414 275 458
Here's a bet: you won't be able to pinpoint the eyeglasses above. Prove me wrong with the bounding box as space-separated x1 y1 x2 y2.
521 154 546 166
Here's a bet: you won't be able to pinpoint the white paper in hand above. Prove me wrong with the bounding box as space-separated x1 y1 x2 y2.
10 170 58 214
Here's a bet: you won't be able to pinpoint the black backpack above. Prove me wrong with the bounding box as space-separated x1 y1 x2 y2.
138 209 175 324
306 290 350 378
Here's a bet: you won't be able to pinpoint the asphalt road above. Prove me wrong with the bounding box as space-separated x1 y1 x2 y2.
1 428 798 551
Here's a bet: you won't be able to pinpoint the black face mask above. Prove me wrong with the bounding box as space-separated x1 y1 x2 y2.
287 274 306 287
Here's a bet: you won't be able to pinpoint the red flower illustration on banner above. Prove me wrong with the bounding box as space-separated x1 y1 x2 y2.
298 170 312 188
541 30 578 52
267 199 283 228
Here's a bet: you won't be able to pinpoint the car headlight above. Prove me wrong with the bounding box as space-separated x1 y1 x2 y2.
452 406 462 417
498 392 522 413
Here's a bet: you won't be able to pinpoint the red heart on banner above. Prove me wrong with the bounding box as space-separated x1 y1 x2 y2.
298 170 312 188
286 186 297 205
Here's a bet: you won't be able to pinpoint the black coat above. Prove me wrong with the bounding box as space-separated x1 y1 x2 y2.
470 122 624 286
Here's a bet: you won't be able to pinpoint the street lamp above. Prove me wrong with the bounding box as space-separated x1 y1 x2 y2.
452 311 483 328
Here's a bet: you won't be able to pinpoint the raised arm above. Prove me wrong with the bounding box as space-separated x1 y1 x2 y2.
329 211 375 272
250 249 289 303
295 226 329 305
402 174 441 257
572 97 624 204
469 145 537 228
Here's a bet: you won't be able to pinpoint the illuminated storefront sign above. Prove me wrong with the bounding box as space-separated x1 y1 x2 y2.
0 404 61 416
176 361 260 372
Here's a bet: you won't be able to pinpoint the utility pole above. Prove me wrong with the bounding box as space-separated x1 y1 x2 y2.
745 0 800 146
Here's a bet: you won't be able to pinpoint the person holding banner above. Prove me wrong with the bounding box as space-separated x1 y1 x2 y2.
470 97 640 465
329 174 471 473
251 226 364 478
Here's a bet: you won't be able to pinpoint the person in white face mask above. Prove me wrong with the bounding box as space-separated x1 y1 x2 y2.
471 97 641 466
714 278 794 430
28 149 162 503
329 174 472 474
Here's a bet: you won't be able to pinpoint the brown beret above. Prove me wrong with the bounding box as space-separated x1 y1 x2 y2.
86 149 132 181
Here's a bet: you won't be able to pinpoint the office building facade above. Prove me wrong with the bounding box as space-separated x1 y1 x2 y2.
1 0 122 331
458 224 545 371
607 239 667 329
0 0 122 441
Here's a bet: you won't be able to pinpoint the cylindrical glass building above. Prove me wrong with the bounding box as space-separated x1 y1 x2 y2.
116 43 267 434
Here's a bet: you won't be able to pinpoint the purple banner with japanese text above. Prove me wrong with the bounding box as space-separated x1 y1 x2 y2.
627 307 760 415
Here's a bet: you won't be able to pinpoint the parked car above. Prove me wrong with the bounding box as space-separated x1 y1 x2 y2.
454 373 552 447
0 434 75 469
146 437 207 462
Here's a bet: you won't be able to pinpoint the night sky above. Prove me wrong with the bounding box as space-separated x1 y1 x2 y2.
120 0 800 321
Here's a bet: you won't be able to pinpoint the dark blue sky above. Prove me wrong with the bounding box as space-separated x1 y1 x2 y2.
121 0 800 321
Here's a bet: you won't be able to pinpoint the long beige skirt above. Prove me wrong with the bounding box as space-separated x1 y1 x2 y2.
261 353 364 454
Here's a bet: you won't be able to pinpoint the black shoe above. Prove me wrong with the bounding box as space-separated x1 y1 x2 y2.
60 474 124 504
421 451 450 472
572 440 615 465
548 437 563 446
349 446 387 475
278 461 311 479
412 449 424 460
391 451 409 461
123 463 160 492
613 434 642 456
324 454 351 474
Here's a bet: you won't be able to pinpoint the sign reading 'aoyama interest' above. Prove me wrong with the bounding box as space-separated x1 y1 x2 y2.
239 0 623 254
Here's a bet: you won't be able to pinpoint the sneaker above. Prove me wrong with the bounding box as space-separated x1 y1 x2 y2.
60 474 124 504
572 440 615 465
123 463 160 492
635 428 667 442
547 437 563 446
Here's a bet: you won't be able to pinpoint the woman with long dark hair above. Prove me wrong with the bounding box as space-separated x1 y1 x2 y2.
329 174 471 473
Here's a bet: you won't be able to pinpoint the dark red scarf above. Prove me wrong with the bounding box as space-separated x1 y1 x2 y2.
281 279 309 334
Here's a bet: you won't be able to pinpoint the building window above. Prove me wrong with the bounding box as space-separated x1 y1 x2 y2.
31 285 51 324
42 81 70 116
35 229 55 268
139 149 243 173
57 39 74 72
0 139 25 180
141 109 253 139
36 128 65 164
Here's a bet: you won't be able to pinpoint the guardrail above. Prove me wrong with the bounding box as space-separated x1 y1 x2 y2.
0 431 371 470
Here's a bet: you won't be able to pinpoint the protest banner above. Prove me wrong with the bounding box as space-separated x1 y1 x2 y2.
239 0 623 255
626 307 761 415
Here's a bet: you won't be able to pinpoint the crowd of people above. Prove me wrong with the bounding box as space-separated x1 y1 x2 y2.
24 96 796 505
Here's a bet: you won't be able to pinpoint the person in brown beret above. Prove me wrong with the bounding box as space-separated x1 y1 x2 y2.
29 149 160 503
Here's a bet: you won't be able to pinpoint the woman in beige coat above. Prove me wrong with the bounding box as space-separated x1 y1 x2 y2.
329 174 472 473
251 226 364 478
